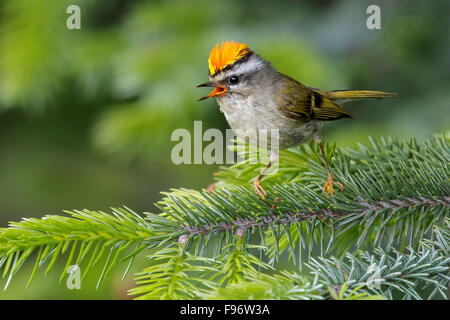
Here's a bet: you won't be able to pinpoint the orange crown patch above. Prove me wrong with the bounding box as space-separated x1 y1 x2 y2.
208 41 250 75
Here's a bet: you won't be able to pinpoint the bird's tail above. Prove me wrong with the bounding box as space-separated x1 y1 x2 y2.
325 90 397 100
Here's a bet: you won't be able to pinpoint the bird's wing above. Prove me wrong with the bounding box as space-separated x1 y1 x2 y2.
275 74 351 122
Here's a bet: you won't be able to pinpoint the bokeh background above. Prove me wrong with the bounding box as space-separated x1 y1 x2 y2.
0 0 448 299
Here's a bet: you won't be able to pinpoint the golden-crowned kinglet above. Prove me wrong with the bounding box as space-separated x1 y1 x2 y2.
198 41 396 197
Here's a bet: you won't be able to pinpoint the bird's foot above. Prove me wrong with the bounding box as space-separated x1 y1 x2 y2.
253 179 268 198
322 172 344 196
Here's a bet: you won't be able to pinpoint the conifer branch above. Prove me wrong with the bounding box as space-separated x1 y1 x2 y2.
0 208 155 289
0 135 448 299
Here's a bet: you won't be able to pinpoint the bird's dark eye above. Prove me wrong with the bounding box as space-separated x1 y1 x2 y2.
229 75 239 85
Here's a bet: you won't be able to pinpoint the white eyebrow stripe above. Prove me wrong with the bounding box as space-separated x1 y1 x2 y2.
224 57 264 77
211 55 265 82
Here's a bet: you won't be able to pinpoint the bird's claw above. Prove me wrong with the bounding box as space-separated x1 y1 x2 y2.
322 173 344 196
253 179 268 198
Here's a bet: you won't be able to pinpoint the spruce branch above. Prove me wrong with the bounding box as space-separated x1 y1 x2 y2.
129 244 217 300
130 235 271 299
0 207 154 289
199 271 324 300
306 244 449 300
0 135 448 299
146 135 449 259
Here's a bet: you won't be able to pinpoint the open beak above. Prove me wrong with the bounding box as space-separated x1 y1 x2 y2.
197 82 227 101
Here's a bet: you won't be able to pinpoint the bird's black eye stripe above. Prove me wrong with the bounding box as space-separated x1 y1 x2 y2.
229 75 239 84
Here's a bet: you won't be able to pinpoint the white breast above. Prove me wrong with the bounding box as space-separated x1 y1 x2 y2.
217 94 317 149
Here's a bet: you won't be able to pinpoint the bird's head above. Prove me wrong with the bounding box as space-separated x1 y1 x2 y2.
197 41 268 101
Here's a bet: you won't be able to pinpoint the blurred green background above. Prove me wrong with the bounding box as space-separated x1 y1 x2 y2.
0 0 449 299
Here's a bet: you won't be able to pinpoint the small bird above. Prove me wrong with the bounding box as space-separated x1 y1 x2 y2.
197 41 396 198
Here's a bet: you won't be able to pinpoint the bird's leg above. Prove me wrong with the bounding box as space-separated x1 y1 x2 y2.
252 150 279 198
315 133 344 196
253 161 272 198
